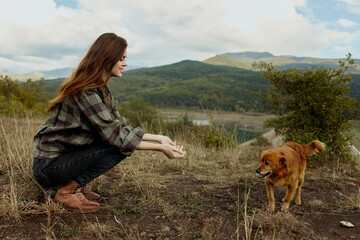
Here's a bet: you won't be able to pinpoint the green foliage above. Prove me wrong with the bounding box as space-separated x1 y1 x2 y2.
0 76 50 116
254 53 359 162
118 96 163 133
108 60 269 112
347 74 360 117
118 98 236 149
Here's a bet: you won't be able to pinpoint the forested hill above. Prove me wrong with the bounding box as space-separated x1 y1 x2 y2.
42 60 360 113
110 60 270 112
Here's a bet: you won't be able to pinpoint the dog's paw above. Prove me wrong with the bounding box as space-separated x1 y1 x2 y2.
268 207 275 212
268 204 275 212
281 203 290 212
295 198 301 205
281 206 289 212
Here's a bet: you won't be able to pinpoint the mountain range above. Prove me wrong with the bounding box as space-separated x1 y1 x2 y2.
0 68 71 81
0 65 142 81
2 51 359 81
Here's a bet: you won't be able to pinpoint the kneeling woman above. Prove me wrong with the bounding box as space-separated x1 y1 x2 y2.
33 33 186 212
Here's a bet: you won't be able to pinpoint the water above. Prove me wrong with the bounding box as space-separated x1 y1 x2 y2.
192 118 211 126
167 116 264 143
232 128 264 143
193 118 264 143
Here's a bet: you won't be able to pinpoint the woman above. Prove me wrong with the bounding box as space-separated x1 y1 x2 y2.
33 33 186 212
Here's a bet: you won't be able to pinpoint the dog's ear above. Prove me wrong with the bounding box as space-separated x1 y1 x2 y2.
280 157 287 169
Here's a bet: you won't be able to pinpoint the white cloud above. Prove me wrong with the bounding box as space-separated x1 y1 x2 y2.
338 0 360 14
338 18 357 27
247 14 355 57
0 0 359 73
0 0 135 71
291 0 308 7
0 55 76 74
0 0 58 27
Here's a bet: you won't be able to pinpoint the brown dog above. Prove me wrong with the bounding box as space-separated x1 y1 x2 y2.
256 140 325 212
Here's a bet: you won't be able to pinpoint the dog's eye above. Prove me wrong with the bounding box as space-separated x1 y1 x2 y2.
265 161 270 166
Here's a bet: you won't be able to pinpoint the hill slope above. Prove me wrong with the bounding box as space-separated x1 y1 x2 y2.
203 51 360 72
109 60 268 112
43 61 269 112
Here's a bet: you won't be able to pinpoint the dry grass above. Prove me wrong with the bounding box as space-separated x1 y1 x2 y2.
0 116 47 218
336 186 360 209
0 116 359 239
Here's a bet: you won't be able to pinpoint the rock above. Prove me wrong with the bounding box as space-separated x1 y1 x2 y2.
162 225 171 232
340 221 354 228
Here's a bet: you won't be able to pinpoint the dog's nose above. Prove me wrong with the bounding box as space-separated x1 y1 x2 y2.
256 169 260 174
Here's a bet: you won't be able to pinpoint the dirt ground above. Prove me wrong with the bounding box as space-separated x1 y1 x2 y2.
0 169 359 240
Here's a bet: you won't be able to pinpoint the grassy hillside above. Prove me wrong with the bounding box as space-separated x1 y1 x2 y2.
204 54 255 69
203 52 360 72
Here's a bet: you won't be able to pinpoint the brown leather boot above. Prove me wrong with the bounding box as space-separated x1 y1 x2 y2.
80 188 101 201
54 180 100 212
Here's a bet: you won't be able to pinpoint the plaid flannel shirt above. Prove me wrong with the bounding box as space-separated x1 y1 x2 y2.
34 86 145 159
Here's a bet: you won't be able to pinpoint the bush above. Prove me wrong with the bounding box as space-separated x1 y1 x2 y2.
117 96 163 133
254 53 358 162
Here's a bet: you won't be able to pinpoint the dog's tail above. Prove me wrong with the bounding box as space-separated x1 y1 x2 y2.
304 140 325 156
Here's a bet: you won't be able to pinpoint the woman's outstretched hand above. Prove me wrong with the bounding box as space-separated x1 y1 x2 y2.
137 134 185 159
161 142 186 159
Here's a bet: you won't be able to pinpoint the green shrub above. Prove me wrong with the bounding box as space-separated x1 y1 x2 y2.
254 53 358 162
118 96 164 133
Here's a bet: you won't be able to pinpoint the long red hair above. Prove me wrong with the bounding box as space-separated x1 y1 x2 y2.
48 33 127 112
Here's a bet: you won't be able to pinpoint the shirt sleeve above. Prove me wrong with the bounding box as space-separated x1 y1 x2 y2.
75 89 145 156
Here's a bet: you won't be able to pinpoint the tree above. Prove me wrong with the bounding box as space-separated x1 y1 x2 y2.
254 53 358 162
0 75 50 116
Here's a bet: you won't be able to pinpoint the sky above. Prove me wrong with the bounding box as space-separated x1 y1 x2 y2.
0 0 359 73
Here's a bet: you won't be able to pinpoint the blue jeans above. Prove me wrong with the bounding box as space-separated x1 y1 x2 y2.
33 141 127 187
